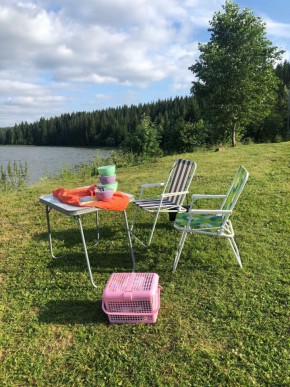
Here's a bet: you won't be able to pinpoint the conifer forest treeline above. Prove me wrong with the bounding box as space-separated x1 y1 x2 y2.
1 60 290 153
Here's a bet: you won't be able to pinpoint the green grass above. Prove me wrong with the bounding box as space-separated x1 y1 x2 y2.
0 142 289 386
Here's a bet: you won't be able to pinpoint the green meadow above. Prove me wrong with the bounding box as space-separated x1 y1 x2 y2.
1 142 289 386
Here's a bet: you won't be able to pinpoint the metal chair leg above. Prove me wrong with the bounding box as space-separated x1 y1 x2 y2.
130 205 148 248
130 205 139 232
228 237 243 268
147 210 160 247
130 206 161 248
173 230 188 272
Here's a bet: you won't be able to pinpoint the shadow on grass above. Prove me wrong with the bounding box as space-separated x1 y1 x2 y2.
34 231 151 274
43 248 143 274
34 217 177 276
38 299 108 325
34 225 116 248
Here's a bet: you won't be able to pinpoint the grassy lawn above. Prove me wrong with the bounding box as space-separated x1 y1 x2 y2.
0 142 289 386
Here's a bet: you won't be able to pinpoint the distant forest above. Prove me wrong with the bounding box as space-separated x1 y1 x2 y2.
1 60 290 153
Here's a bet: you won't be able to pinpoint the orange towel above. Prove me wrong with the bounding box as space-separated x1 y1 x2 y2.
52 185 130 211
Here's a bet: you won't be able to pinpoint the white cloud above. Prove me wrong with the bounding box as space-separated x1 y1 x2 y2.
264 18 290 39
4 95 67 107
262 16 290 61
0 0 289 127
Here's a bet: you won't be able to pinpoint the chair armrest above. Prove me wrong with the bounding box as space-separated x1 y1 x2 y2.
140 182 165 188
138 182 165 200
188 209 232 215
191 194 226 200
161 191 188 199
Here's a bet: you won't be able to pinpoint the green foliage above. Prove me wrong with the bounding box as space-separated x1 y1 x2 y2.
190 0 284 146
0 97 197 152
123 114 162 160
104 149 141 168
0 160 28 191
167 118 208 153
0 70 289 149
275 60 290 88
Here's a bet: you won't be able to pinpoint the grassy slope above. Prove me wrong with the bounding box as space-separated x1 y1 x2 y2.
0 142 289 386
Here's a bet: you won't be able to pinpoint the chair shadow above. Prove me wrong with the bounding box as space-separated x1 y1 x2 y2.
38 299 108 325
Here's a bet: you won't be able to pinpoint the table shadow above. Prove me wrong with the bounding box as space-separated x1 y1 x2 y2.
48 254 136 274
38 299 108 325
35 224 116 247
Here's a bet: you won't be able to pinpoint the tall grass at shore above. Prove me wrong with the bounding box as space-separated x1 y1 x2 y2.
0 160 28 191
0 142 289 386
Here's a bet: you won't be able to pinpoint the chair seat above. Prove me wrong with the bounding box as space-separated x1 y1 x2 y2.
134 199 177 211
175 212 224 230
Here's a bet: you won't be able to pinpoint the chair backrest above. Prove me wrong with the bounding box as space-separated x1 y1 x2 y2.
221 166 249 212
165 159 197 206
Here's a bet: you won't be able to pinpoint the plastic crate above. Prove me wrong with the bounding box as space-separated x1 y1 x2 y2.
102 272 161 324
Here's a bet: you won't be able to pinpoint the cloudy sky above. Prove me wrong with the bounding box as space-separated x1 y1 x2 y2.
1 0 290 128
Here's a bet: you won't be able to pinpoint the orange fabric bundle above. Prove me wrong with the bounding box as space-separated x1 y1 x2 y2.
52 185 130 211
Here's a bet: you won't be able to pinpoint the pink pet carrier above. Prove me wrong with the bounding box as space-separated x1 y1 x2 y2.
102 272 162 324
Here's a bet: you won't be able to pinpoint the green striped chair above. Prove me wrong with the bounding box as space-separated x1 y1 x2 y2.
172 166 249 272
131 159 197 247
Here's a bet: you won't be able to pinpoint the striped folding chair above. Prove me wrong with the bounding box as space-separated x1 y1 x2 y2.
130 159 197 247
172 166 249 271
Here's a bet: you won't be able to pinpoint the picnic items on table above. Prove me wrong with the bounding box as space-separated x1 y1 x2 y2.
102 272 162 324
95 189 114 201
96 165 118 192
41 165 135 289
52 185 129 211
52 164 129 211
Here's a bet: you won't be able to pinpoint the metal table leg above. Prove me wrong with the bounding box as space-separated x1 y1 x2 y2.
45 205 100 259
123 210 136 272
75 215 98 288
44 203 134 289
45 205 59 259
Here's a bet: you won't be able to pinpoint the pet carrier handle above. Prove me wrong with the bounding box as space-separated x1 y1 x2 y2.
123 273 136 301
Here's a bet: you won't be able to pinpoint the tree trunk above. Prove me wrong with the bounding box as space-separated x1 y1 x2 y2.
231 120 237 147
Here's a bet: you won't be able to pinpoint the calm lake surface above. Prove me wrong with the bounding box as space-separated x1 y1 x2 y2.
0 145 112 184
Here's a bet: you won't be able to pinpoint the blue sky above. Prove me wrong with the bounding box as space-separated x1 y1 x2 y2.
0 0 289 128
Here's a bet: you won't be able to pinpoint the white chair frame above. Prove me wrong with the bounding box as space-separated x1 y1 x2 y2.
131 159 197 247
172 166 249 272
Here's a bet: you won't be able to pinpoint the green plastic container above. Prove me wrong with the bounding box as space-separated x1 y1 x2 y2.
97 181 118 192
97 165 116 176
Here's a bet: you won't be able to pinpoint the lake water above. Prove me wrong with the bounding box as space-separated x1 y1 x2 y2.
0 145 112 184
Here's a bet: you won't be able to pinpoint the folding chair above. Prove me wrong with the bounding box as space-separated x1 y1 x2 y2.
131 159 197 247
172 166 249 272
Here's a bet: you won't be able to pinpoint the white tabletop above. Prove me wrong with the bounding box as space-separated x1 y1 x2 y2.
39 194 100 216
39 192 134 216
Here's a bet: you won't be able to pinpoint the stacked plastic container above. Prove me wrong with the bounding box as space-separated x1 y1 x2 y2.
94 164 118 200
97 164 118 192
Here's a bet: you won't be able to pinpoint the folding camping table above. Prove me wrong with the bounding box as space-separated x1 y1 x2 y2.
39 192 135 289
